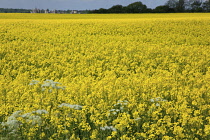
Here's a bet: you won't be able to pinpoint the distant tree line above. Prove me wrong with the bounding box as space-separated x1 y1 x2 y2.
90 2 150 13
0 8 31 13
164 0 210 12
0 0 210 13
90 0 210 13
0 8 89 14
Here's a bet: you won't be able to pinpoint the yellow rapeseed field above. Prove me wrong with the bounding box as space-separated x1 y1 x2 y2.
0 13 210 139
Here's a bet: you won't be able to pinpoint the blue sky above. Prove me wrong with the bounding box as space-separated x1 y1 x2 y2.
1 0 167 10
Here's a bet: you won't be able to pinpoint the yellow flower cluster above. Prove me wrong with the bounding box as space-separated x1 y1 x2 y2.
0 13 210 139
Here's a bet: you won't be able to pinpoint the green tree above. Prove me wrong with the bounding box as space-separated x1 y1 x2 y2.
202 0 210 12
177 0 185 12
153 5 175 13
190 0 203 12
108 5 125 13
98 8 108 13
165 0 186 12
165 0 178 9
125 1 147 13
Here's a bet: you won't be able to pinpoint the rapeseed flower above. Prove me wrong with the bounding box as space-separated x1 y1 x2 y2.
0 13 209 139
